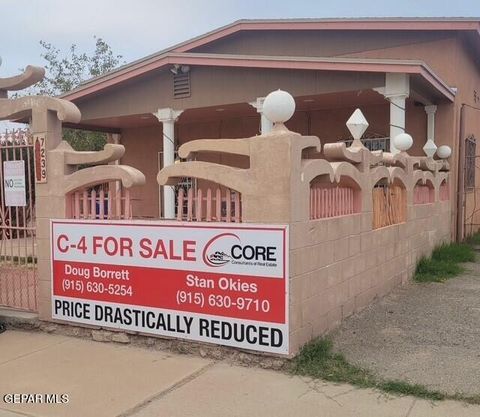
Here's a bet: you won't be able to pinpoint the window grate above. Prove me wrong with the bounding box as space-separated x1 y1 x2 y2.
343 137 390 152
465 136 476 190
173 73 191 98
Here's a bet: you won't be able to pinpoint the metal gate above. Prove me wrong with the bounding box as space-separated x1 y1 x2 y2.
0 129 37 312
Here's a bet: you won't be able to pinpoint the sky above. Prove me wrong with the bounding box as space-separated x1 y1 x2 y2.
1 0 479 129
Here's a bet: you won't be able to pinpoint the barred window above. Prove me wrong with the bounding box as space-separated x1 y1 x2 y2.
343 137 390 152
465 136 476 190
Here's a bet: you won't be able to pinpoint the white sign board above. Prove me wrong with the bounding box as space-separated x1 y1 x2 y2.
3 160 26 207
51 220 289 355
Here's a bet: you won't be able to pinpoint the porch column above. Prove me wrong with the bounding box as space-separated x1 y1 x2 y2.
384 73 410 154
153 108 183 219
423 105 438 157
107 133 122 198
249 97 273 134
108 133 121 145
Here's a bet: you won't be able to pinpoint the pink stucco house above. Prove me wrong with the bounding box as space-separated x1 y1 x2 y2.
61 18 480 240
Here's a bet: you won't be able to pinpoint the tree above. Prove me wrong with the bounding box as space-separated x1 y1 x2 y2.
25 37 124 151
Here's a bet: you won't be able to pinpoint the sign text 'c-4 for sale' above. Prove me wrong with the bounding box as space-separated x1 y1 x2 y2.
51 220 289 354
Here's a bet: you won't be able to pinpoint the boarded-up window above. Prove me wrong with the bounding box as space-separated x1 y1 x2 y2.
372 184 406 229
465 136 476 190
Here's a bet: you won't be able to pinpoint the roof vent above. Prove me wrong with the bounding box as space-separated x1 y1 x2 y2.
173 71 191 99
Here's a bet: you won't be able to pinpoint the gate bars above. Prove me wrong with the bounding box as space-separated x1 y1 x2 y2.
0 129 37 312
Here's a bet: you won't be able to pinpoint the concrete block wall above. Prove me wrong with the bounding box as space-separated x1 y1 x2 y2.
156 124 453 356
288 200 451 354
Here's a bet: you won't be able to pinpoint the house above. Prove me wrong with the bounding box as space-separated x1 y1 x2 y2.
61 18 480 240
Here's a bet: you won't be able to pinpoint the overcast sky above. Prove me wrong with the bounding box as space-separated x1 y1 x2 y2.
1 0 479 129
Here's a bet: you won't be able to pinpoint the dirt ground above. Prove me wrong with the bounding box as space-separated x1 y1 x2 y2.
331 260 480 396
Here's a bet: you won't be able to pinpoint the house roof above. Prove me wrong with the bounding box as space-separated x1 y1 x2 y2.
62 17 479 102
63 53 455 102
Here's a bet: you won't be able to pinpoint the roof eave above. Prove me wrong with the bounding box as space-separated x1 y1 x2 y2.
63 18 480 96
61 53 455 103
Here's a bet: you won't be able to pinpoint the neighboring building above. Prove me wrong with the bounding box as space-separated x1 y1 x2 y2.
61 18 480 240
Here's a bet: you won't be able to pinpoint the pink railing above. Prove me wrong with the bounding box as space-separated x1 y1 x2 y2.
440 181 450 201
413 185 434 204
310 186 356 219
177 187 241 222
68 183 132 220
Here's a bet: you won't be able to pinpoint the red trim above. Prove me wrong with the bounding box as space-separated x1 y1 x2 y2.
64 54 454 102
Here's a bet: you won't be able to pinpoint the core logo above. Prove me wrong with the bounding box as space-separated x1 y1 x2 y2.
202 233 238 267
202 233 278 268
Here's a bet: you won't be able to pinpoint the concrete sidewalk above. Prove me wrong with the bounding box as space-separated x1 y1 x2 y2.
1 330 478 417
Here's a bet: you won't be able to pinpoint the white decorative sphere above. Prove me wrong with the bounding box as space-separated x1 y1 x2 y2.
263 89 296 123
393 133 413 152
437 145 452 159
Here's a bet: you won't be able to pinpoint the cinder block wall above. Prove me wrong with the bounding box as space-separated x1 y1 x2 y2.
288 200 451 354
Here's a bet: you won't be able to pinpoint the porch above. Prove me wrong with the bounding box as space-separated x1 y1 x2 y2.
72 88 446 220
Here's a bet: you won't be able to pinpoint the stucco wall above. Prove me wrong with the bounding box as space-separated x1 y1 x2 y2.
288 201 451 353
454 40 480 237
340 33 480 239
155 124 453 355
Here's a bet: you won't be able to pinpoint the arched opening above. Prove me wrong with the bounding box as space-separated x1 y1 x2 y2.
439 180 450 201
413 180 435 204
67 181 132 220
310 175 361 220
372 179 406 229
176 182 241 222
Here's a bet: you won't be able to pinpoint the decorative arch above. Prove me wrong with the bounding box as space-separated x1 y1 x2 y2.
372 178 406 229
175 180 242 222
414 178 435 204
309 173 361 220
66 180 133 220
439 179 450 201
388 167 408 189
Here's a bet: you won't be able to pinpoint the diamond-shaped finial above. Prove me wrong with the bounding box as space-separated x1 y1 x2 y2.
346 109 369 141
423 139 437 158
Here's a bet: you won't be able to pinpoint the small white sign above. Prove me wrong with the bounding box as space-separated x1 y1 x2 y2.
3 160 27 207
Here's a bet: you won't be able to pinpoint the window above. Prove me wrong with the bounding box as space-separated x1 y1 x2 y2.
465 136 476 190
372 182 406 229
343 137 390 152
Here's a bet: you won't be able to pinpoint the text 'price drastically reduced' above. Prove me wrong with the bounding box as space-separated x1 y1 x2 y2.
51 220 289 354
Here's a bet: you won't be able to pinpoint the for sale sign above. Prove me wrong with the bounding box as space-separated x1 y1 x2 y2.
51 220 289 354
3 160 26 207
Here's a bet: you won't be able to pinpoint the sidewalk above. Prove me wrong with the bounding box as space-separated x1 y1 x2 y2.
1 330 478 417
332 260 480 396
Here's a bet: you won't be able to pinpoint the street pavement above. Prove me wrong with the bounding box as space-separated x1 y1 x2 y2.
333 261 480 396
1 330 479 417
